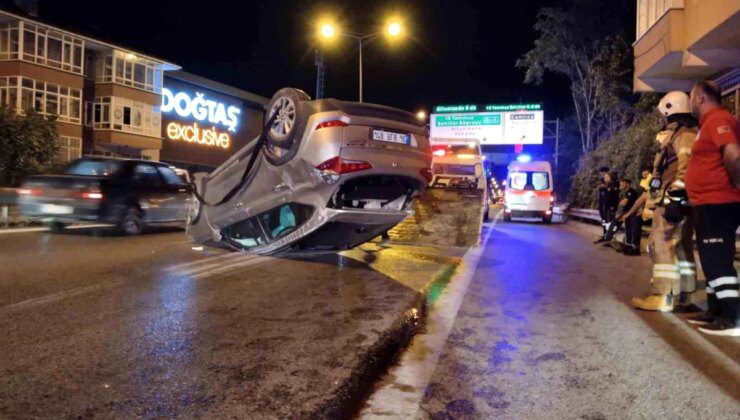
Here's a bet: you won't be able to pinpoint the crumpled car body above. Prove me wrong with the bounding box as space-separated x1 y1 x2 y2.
188 92 431 254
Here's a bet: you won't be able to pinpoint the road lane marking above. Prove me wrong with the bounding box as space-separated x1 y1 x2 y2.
165 251 243 272
0 280 124 314
0 223 112 235
186 255 273 279
360 209 500 418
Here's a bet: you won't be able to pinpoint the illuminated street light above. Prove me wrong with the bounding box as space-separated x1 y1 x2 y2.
315 16 408 102
386 20 403 38
416 110 427 121
320 23 337 39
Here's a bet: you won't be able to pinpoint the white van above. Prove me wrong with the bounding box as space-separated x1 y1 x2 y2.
504 158 554 223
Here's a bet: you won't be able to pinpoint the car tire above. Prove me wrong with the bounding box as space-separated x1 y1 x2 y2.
119 207 144 235
48 221 68 233
263 87 310 166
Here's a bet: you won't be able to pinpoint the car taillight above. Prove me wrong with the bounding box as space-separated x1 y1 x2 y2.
420 167 433 183
316 120 349 130
549 195 555 203
316 156 373 174
80 191 103 200
432 149 446 157
17 188 41 196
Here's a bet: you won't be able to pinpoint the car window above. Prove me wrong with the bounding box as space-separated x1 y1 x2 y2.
259 204 313 240
433 164 476 176
509 172 527 190
133 164 164 187
66 160 121 177
532 172 550 191
222 217 266 249
158 167 185 185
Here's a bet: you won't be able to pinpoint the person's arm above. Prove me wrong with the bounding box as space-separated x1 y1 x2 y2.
670 130 694 190
722 143 740 188
620 191 648 221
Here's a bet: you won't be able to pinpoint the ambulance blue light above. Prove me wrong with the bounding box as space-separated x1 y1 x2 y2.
516 154 532 163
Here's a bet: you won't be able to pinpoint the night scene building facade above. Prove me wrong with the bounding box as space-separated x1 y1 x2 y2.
0 4 266 171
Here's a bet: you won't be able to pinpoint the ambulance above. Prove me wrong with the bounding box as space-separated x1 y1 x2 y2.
504 156 554 223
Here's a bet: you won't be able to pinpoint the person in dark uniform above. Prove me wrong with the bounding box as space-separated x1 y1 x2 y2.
617 179 641 255
601 178 638 245
595 168 620 243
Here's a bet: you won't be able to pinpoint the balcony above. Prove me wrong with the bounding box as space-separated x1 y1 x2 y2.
633 0 740 92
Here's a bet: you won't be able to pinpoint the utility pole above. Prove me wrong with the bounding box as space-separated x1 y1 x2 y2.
314 49 325 99
554 118 560 171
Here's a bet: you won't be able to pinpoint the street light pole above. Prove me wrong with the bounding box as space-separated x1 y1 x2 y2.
358 37 363 103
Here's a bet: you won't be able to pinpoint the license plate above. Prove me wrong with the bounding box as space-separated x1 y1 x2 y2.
372 129 410 145
41 204 73 214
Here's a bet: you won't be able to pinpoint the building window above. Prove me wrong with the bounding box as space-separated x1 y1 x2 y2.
0 76 82 124
92 96 161 137
56 136 82 162
0 22 85 74
94 51 163 93
636 0 685 41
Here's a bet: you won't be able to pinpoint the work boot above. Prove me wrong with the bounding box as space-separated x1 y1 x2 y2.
632 294 673 312
686 313 715 326
698 318 740 337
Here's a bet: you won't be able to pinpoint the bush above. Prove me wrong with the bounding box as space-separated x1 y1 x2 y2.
569 101 661 207
0 107 59 186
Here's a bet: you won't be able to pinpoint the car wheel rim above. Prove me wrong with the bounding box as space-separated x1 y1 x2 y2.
270 97 296 139
125 217 140 233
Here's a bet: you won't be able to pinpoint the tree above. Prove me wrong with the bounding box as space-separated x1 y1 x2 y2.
516 0 633 153
0 107 60 186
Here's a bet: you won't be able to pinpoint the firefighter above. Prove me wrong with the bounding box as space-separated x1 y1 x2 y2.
630 91 698 312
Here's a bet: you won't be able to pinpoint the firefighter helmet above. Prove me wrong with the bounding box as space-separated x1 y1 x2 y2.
657 91 691 117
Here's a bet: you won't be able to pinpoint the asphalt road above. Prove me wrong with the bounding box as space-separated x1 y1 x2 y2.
0 226 461 418
363 218 740 418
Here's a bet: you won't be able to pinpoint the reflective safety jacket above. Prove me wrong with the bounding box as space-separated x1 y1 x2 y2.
648 122 697 207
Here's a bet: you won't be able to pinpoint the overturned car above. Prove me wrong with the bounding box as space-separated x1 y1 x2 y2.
188 88 432 254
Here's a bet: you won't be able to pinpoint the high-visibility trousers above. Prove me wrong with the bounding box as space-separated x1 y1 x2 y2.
647 206 696 296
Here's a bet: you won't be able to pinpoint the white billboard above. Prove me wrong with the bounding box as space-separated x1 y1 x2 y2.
430 110 544 145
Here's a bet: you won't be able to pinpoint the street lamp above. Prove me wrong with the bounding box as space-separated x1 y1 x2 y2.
317 18 406 103
416 110 427 121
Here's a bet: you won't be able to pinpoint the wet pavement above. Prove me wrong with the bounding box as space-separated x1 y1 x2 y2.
0 227 461 418
364 218 740 418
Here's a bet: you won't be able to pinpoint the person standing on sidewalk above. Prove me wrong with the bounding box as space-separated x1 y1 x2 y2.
594 168 619 243
616 179 642 255
685 81 740 336
631 92 698 312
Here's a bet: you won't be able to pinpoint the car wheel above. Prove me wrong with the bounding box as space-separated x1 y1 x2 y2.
264 87 310 166
119 207 144 235
48 221 68 233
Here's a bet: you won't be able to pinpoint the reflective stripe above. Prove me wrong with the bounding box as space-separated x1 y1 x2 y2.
716 289 740 299
654 264 677 271
672 180 686 188
653 271 681 280
677 261 695 268
679 269 695 275
707 286 714 294
708 276 738 288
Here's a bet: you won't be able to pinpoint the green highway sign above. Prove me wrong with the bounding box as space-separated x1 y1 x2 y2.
433 103 541 113
485 104 541 111
434 114 502 127
433 104 478 113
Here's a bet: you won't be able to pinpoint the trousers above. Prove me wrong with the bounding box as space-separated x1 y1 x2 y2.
694 203 740 322
647 206 696 296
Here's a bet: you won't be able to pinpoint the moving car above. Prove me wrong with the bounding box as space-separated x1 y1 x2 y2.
429 139 490 221
18 157 192 234
188 88 432 254
503 157 554 223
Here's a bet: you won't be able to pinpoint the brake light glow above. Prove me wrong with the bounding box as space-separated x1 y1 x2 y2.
432 149 446 157
549 195 555 203
316 120 349 130
316 156 373 174
420 168 433 183
81 191 104 200
17 188 41 196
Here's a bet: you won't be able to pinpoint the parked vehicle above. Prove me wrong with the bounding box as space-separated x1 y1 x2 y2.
429 139 490 221
18 158 192 234
503 157 554 223
188 88 432 254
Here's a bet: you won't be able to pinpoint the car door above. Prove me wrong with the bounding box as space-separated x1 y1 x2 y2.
132 163 169 222
157 166 192 222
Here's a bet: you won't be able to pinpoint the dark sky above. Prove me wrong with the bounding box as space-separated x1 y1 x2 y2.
19 0 633 119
